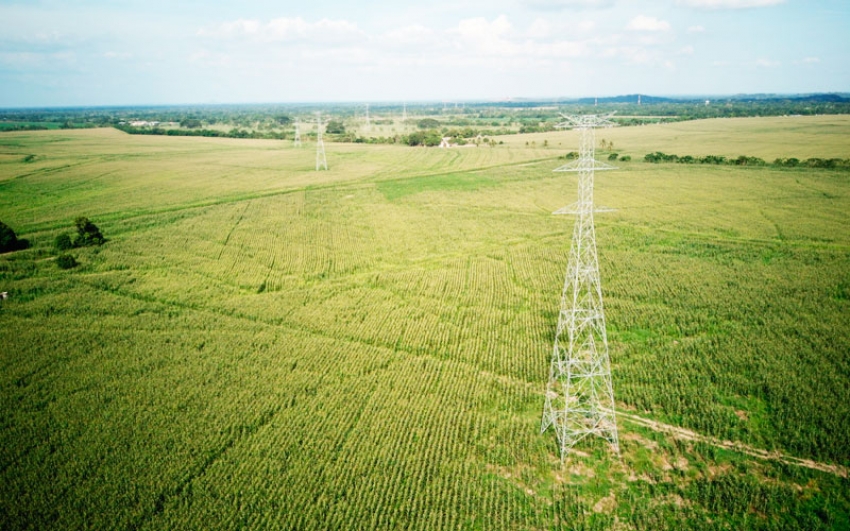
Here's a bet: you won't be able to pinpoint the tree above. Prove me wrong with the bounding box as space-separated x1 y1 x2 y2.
417 118 440 129
325 120 345 134
0 221 29 253
73 217 105 247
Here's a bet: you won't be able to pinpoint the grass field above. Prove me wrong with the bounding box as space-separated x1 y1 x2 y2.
1 117 849 530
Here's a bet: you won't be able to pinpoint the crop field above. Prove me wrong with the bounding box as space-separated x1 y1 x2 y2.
1 116 849 530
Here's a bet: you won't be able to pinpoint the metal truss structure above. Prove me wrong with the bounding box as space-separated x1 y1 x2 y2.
364 103 371 131
294 120 302 147
541 113 620 461
315 112 327 171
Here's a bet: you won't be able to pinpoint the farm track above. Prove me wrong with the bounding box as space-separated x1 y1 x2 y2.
618 411 849 478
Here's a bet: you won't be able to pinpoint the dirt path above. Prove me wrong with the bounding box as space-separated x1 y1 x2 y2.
617 411 848 479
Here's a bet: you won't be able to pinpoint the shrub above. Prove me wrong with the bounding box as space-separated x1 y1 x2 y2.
55 233 73 251
56 254 78 269
619 155 631 162
73 217 105 247
608 153 619 161
0 221 29 253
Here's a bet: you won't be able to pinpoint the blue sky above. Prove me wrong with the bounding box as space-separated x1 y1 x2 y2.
0 0 847 107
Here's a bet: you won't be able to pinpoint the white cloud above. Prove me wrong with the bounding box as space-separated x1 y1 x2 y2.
452 15 518 56
520 0 615 10
383 25 435 47
528 18 552 38
678 45 695 55
755 58 780 67
198 17 366 46
801 56 820 64
688 25 706 32
627 15 671 31
678 0 784 9
530 40 588 58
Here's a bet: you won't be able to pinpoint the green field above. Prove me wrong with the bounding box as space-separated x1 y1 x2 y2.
1 117 849 530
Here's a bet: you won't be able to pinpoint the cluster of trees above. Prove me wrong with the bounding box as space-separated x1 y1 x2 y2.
404 131 443 147
774 157 850 169
52 217 106 269
518 122 557 134
643 152 850 169
0 218 101 269
645 152 767 165
55 217 105 250
324 120 345 134
115 124 288 140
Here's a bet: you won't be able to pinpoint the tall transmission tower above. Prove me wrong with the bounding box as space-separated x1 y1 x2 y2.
364 103 371 131
541 113 620 462
293 120 302 147
315 112 327 171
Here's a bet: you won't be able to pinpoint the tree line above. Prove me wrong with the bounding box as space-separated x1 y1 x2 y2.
643 151 850 169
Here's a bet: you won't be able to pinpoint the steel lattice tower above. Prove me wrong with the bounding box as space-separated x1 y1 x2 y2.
315 112 327 171
541 113 620 461
294 120 302 147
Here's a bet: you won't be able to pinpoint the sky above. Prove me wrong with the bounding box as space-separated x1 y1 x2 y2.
0 0 848 107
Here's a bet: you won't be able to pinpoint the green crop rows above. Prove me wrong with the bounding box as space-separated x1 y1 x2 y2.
1 117 849 530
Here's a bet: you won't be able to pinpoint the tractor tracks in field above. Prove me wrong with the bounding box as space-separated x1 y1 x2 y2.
218 200 251 261
617 411 849 478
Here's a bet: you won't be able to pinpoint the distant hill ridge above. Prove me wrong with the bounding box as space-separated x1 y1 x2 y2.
481 93 849 107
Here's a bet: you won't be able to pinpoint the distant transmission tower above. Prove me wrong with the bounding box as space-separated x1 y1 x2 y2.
293 120 302 147
364 103 371 131
315 112 327 171
541 113 620 461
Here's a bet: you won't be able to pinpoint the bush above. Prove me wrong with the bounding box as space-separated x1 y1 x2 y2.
73 217 105 247
608 153 619 161
619 155 631 162
56 254 78 269
55 233 73 251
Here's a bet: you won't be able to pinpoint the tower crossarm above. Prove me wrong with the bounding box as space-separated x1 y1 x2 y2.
556 112 618 130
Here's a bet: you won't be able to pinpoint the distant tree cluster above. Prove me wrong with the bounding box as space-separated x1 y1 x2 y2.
518 124 550 134
324 120 345 135
114 124 288 140
404 131 443 147
643 152 850 169
0 124 50 132
417 118 441 129
55 217 105 250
